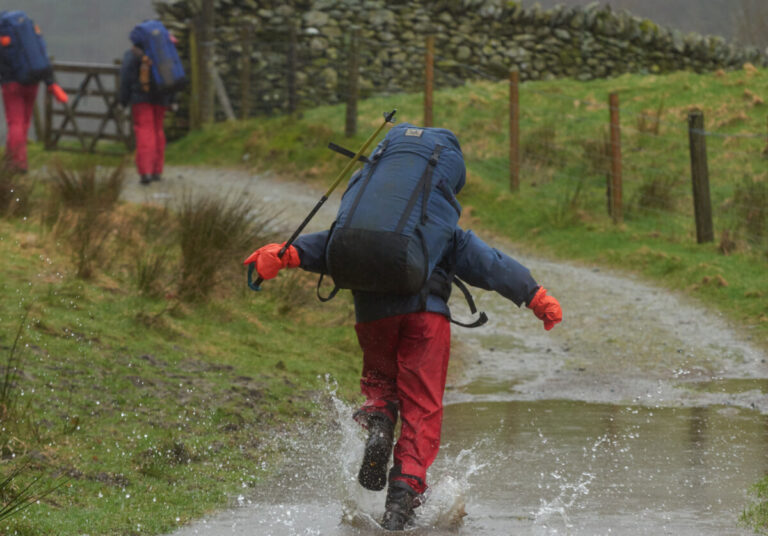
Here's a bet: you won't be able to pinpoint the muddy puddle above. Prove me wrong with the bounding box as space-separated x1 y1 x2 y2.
170 394 767 535
159 166 767 535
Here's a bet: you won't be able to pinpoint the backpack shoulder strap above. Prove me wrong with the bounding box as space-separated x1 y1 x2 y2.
395 144 443 233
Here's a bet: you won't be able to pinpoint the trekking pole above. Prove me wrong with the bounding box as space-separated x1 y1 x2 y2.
248 109 397 291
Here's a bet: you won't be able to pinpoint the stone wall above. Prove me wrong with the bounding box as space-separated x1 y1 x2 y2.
155 0 767 117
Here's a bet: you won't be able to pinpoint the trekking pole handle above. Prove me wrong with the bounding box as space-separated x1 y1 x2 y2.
248 109 396 292
248 195 328 291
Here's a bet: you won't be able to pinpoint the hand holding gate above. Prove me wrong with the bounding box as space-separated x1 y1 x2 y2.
48 83 68 104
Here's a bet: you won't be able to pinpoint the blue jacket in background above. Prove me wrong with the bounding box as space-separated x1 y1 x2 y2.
118 49 174 107
0 59 52 85
0 10 53 86
294 227 540 323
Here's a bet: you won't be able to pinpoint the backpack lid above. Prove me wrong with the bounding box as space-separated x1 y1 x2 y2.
130 20 168 47
385 123 466 194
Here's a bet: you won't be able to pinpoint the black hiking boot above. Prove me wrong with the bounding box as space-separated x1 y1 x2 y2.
358 414 394 491
150 173 162 182
139 174 152 185
381 480 417 531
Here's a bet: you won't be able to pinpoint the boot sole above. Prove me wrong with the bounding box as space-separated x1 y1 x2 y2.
358 435 391 491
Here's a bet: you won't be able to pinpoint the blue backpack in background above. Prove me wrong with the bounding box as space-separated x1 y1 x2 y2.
0 11 52 85
325 123 466 295
129 20 186 93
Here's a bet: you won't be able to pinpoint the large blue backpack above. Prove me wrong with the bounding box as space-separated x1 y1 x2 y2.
129 20 186 93
0 11 52 85
325 123 466 296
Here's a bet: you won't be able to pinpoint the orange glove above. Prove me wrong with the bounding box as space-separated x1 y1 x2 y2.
243 243 301 280
527 287 562 331
48 83 69 104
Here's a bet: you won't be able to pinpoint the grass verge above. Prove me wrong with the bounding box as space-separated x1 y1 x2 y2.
0 187 360 534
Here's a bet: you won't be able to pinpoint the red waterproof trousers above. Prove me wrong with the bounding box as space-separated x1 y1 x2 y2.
2 82 39 172
132 102 166 176
354 312 451 494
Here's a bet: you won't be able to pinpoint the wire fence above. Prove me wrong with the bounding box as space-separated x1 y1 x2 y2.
214 30 768 254
87 22 768 257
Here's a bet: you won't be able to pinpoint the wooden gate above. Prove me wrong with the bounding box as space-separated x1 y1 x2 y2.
43 61 132 154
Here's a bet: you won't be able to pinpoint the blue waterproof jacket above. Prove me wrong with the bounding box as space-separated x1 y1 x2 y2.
294 227 540 324
118 49 174 107
0 60 52 85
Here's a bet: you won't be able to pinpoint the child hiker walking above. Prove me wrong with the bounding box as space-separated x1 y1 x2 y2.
244 122 562 531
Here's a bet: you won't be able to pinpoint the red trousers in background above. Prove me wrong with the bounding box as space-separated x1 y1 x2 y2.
132 102 166 176
2 82 39 172
354 312 451 495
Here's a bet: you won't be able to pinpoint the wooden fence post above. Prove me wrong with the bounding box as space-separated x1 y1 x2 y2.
345 27 360 137
240 23 252 120
213 66 236 121
188 19 201 130
287 24 297 114
424 35 434 127
199 0 215 124
509 68 520 192
609 92 623 224
43 85 52 148
688 110 714 243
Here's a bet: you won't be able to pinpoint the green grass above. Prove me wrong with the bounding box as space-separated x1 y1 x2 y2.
0 213 360 535
742 477 768 535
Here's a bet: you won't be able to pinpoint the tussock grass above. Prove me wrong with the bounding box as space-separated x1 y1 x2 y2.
176 191 275 302
0 314 69 525
0 165 33 219
47 164 126 279
48 162 125 211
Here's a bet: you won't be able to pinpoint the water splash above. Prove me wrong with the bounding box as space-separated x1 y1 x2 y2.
319 378 498 531
531 433 606 531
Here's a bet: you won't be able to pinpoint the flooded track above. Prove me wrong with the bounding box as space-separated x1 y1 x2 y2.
148 167 767 535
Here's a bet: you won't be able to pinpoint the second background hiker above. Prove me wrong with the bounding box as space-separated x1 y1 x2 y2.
119 19 186 185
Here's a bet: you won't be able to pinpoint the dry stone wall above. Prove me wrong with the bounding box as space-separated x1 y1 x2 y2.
155 0 767 117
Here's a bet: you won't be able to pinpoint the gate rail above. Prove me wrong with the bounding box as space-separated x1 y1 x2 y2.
44 61 131 154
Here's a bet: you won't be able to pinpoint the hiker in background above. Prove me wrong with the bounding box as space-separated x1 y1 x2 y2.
243 123 563 531
0 10 68 173
119 20 186 185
